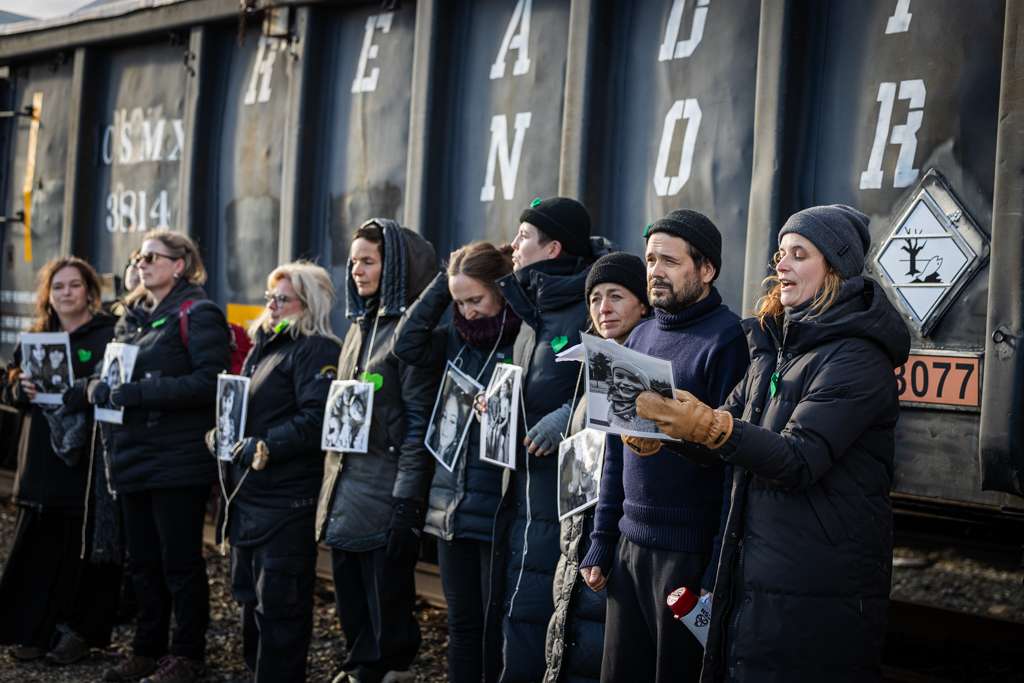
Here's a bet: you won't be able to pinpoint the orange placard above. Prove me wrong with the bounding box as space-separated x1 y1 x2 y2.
226 303 264 330
895 353 981 409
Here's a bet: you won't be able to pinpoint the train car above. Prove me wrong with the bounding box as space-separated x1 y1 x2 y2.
0 0 1021 522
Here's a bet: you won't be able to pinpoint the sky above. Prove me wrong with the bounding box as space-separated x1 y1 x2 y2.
0 0 92 19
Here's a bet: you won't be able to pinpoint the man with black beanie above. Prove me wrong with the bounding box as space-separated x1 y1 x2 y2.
579 209 749 683
486 197 605 683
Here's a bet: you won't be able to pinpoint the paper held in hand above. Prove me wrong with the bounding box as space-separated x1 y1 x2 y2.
94 342 140 425
19 332 74 405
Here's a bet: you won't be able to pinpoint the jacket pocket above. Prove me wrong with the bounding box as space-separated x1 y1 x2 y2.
257 555 314 619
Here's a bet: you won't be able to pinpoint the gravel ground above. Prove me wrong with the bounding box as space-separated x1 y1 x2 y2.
0 502 448 682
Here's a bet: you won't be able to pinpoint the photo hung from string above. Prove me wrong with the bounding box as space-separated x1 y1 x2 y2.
479 363 522 470
216 374 251 462
557 427 607 520
425 362 482 472
94 342 139 425
19 332 74 405
322 379 374 454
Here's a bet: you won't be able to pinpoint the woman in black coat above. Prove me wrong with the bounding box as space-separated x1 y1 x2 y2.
392 241 522 683
0 257 121 664
208 261 340 682
637 205 911 683
90 229 231 683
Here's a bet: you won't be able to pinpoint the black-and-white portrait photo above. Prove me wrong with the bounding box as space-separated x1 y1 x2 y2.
322 380 374 454
20 332 74 405
95 342 139 425
216 374 251 462
557 428 607 520
479 363 522 470
425 363 482 472
581 332 676 439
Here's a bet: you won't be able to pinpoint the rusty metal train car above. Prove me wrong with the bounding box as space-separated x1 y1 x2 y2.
0 0 1021 517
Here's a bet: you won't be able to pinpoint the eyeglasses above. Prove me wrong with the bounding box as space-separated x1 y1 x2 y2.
264 292 295 306
133 252 178 266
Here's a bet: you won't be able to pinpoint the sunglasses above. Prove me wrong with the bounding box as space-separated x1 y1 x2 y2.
133 252 179 266
264 292 295 306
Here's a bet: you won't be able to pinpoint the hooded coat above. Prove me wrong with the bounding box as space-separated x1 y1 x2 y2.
1 314 115 510
487 241 606 683
107 280 231 493
391 271 519 542
701 277 911 683
315 221 440 551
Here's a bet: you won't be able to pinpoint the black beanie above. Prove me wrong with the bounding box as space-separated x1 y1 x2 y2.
520 196 592 259
585 252 649 307
777 204 871 279
644 209 722 278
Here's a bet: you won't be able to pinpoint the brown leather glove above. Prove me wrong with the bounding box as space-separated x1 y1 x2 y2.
636 390 734 449
622 435 663 457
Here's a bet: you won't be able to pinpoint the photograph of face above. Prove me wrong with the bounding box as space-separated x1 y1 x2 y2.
479 363 522 470
581 332 676 439
322 380 375 454
557 428 606 520
94 342 139 425
216 375 250 462
425 363 482 472
20 333 74 405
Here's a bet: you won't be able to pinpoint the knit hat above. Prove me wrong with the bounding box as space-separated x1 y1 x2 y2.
643 209 722 278
585 252 649 307
520 197 592 259
777 204 871 279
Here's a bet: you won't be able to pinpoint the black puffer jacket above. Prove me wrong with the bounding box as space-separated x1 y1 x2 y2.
316 221 440 551
392 272 519 542
1 314 115 510
108 280 231 493
224 327 341 547
487 244 605 683
701 277 910 683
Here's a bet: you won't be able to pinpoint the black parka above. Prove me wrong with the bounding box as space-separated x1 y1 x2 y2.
391 271 516 542
108 280 231 493
223 327 341 547
701 277 911 683
316 221 440 551
1 314 115 510
487 244 605 683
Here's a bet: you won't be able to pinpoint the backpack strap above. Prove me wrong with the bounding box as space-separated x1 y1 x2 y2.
179 300 195 348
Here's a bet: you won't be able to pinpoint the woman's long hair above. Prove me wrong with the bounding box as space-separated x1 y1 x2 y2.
125 229 207 307
755 250 843 328
29 257 103 332
248 261 340 343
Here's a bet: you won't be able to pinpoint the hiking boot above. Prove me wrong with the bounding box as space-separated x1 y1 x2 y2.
139 655 204 683
10 645 45 662
330 671 360 683
46 626 90 665
104 654 158 681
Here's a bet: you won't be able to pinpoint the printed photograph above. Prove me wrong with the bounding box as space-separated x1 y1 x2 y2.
581 332 676 439
322 380 375 454
479 363 522 470
19 332 74 405
94 342 140 425
557 428 607 520
216 374 251 462
425 362 482 472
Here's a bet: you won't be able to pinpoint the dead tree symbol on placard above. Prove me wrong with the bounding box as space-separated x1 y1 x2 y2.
900 229 943 284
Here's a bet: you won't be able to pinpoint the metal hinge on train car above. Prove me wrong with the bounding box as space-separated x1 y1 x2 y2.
0 211 24 225
0 105 35 119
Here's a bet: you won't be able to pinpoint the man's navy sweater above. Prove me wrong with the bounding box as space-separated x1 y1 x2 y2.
581 287 749 589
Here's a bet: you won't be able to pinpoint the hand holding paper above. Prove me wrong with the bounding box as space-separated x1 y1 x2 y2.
636 389 734 449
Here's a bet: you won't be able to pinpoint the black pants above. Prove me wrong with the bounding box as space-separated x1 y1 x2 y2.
231 514 317 683
0 506 121 648
330 545 421 683
437 537 497 683
601 538 708 683
121 486 210 661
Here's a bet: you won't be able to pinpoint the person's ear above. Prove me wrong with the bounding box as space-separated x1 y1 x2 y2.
548 240 564 260
700 261 716 286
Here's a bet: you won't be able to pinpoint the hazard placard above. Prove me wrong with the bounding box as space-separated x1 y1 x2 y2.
895 351 981 410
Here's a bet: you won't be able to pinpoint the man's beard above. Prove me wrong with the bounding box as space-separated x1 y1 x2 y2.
648 276 705 314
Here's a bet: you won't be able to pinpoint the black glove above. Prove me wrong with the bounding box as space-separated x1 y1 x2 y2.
62 378 90 411
87 379 110 406
110 382 142 408
231 437 265 469
386 497 425 563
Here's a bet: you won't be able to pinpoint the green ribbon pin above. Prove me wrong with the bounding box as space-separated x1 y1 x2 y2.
151 316 168 328
530 197 543 208
273 320 290 334
550 336 568 353
76 348 92 363
643 223 653 238
360 371 384 391
769 372 780 399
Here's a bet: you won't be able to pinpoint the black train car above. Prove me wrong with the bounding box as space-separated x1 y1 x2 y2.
0 0 1020 526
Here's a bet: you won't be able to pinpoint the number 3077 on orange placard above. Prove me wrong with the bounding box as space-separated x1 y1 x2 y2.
894 352 981 410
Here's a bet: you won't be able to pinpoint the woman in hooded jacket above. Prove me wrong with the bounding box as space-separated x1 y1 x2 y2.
392 241 522 683
0 257 121 665
316 219 439 683
636 205 911 683
89 229 231 683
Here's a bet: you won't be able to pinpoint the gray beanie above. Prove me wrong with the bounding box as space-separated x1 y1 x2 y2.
777 204 871 279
